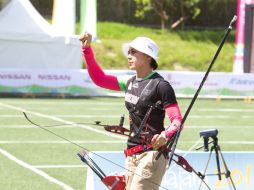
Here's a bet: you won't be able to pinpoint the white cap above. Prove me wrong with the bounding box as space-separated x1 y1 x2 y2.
122 37 159 61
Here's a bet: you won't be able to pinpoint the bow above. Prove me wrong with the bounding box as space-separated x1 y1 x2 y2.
22 112 168 190
20 16 238 190
23 111 211 190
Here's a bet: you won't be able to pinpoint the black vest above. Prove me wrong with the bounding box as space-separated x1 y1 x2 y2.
125 73 165 147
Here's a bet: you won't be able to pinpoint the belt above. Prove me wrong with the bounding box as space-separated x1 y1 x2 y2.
124 144 152 157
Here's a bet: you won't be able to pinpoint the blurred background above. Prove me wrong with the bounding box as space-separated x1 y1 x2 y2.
0 0 253 98
0 1 253 190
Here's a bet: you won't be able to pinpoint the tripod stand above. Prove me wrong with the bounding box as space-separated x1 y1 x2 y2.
197 136 237 190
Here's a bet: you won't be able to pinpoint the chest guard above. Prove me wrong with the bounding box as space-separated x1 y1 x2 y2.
125 75 165 146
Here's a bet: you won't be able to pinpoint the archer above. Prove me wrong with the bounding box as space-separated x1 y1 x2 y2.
79 33 183 190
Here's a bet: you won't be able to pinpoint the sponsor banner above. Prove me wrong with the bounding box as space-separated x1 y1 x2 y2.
85 151 254 190
0 69 254 97
159 71 254 97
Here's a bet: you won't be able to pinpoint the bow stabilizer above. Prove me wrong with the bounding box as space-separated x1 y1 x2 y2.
156 15 237 166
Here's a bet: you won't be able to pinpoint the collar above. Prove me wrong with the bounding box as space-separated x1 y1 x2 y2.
136 71 156 81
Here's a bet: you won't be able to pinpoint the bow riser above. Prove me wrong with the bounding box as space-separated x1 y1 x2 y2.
104 125 130 137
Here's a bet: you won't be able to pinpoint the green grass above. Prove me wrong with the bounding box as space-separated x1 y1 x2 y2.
80 22 235 72
0 97 253 189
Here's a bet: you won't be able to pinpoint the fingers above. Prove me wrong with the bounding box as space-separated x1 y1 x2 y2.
79 32 92 47
151 134 167 150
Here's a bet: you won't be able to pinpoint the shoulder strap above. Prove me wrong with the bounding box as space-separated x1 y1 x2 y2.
125 75 135 92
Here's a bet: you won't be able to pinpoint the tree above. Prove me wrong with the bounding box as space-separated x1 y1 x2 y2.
134 0 201 30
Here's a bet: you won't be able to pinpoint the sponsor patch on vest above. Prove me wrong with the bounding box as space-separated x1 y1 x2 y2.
132 83 139 88
125 93 139 104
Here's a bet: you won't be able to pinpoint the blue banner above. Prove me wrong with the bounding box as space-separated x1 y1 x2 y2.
85 151 254 190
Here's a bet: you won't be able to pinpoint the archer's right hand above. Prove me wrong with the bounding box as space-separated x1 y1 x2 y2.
79 32 92 48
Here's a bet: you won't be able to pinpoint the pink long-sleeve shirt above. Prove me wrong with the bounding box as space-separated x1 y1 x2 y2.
82 46 183 139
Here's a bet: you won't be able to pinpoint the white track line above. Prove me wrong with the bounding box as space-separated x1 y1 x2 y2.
0 140 125 144
190 115 231 118
182 141 254 144
33 165 87 169
0 114 120 118
0 115 23 117
0 114 252 119
4 102 122 105
185 125 254 129
0 148 74 190
220 141 254 144
1 124 253 129
53 115 122 118
0 102 126 140
0 140 253 145
198 108 254 112
0 125 77 129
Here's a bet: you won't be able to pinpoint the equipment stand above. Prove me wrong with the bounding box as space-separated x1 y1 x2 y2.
199 137 237 190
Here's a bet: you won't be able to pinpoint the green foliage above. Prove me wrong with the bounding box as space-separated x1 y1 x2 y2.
134 0 151 18
184 0 201 19
134 0 201 29
88 22 235 72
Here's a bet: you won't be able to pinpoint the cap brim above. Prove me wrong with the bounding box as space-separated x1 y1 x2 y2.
122 43 130 58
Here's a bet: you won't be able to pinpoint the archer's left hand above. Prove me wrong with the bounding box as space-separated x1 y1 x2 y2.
151 133 167 150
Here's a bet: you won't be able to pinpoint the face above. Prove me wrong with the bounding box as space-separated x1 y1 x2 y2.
127 48 151 70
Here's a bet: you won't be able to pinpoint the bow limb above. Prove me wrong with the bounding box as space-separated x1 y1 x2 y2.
78 149 126 190
173 154 211 190
23 112 67 128
78 149 106 179
23 111 110 128
23 112 86 149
